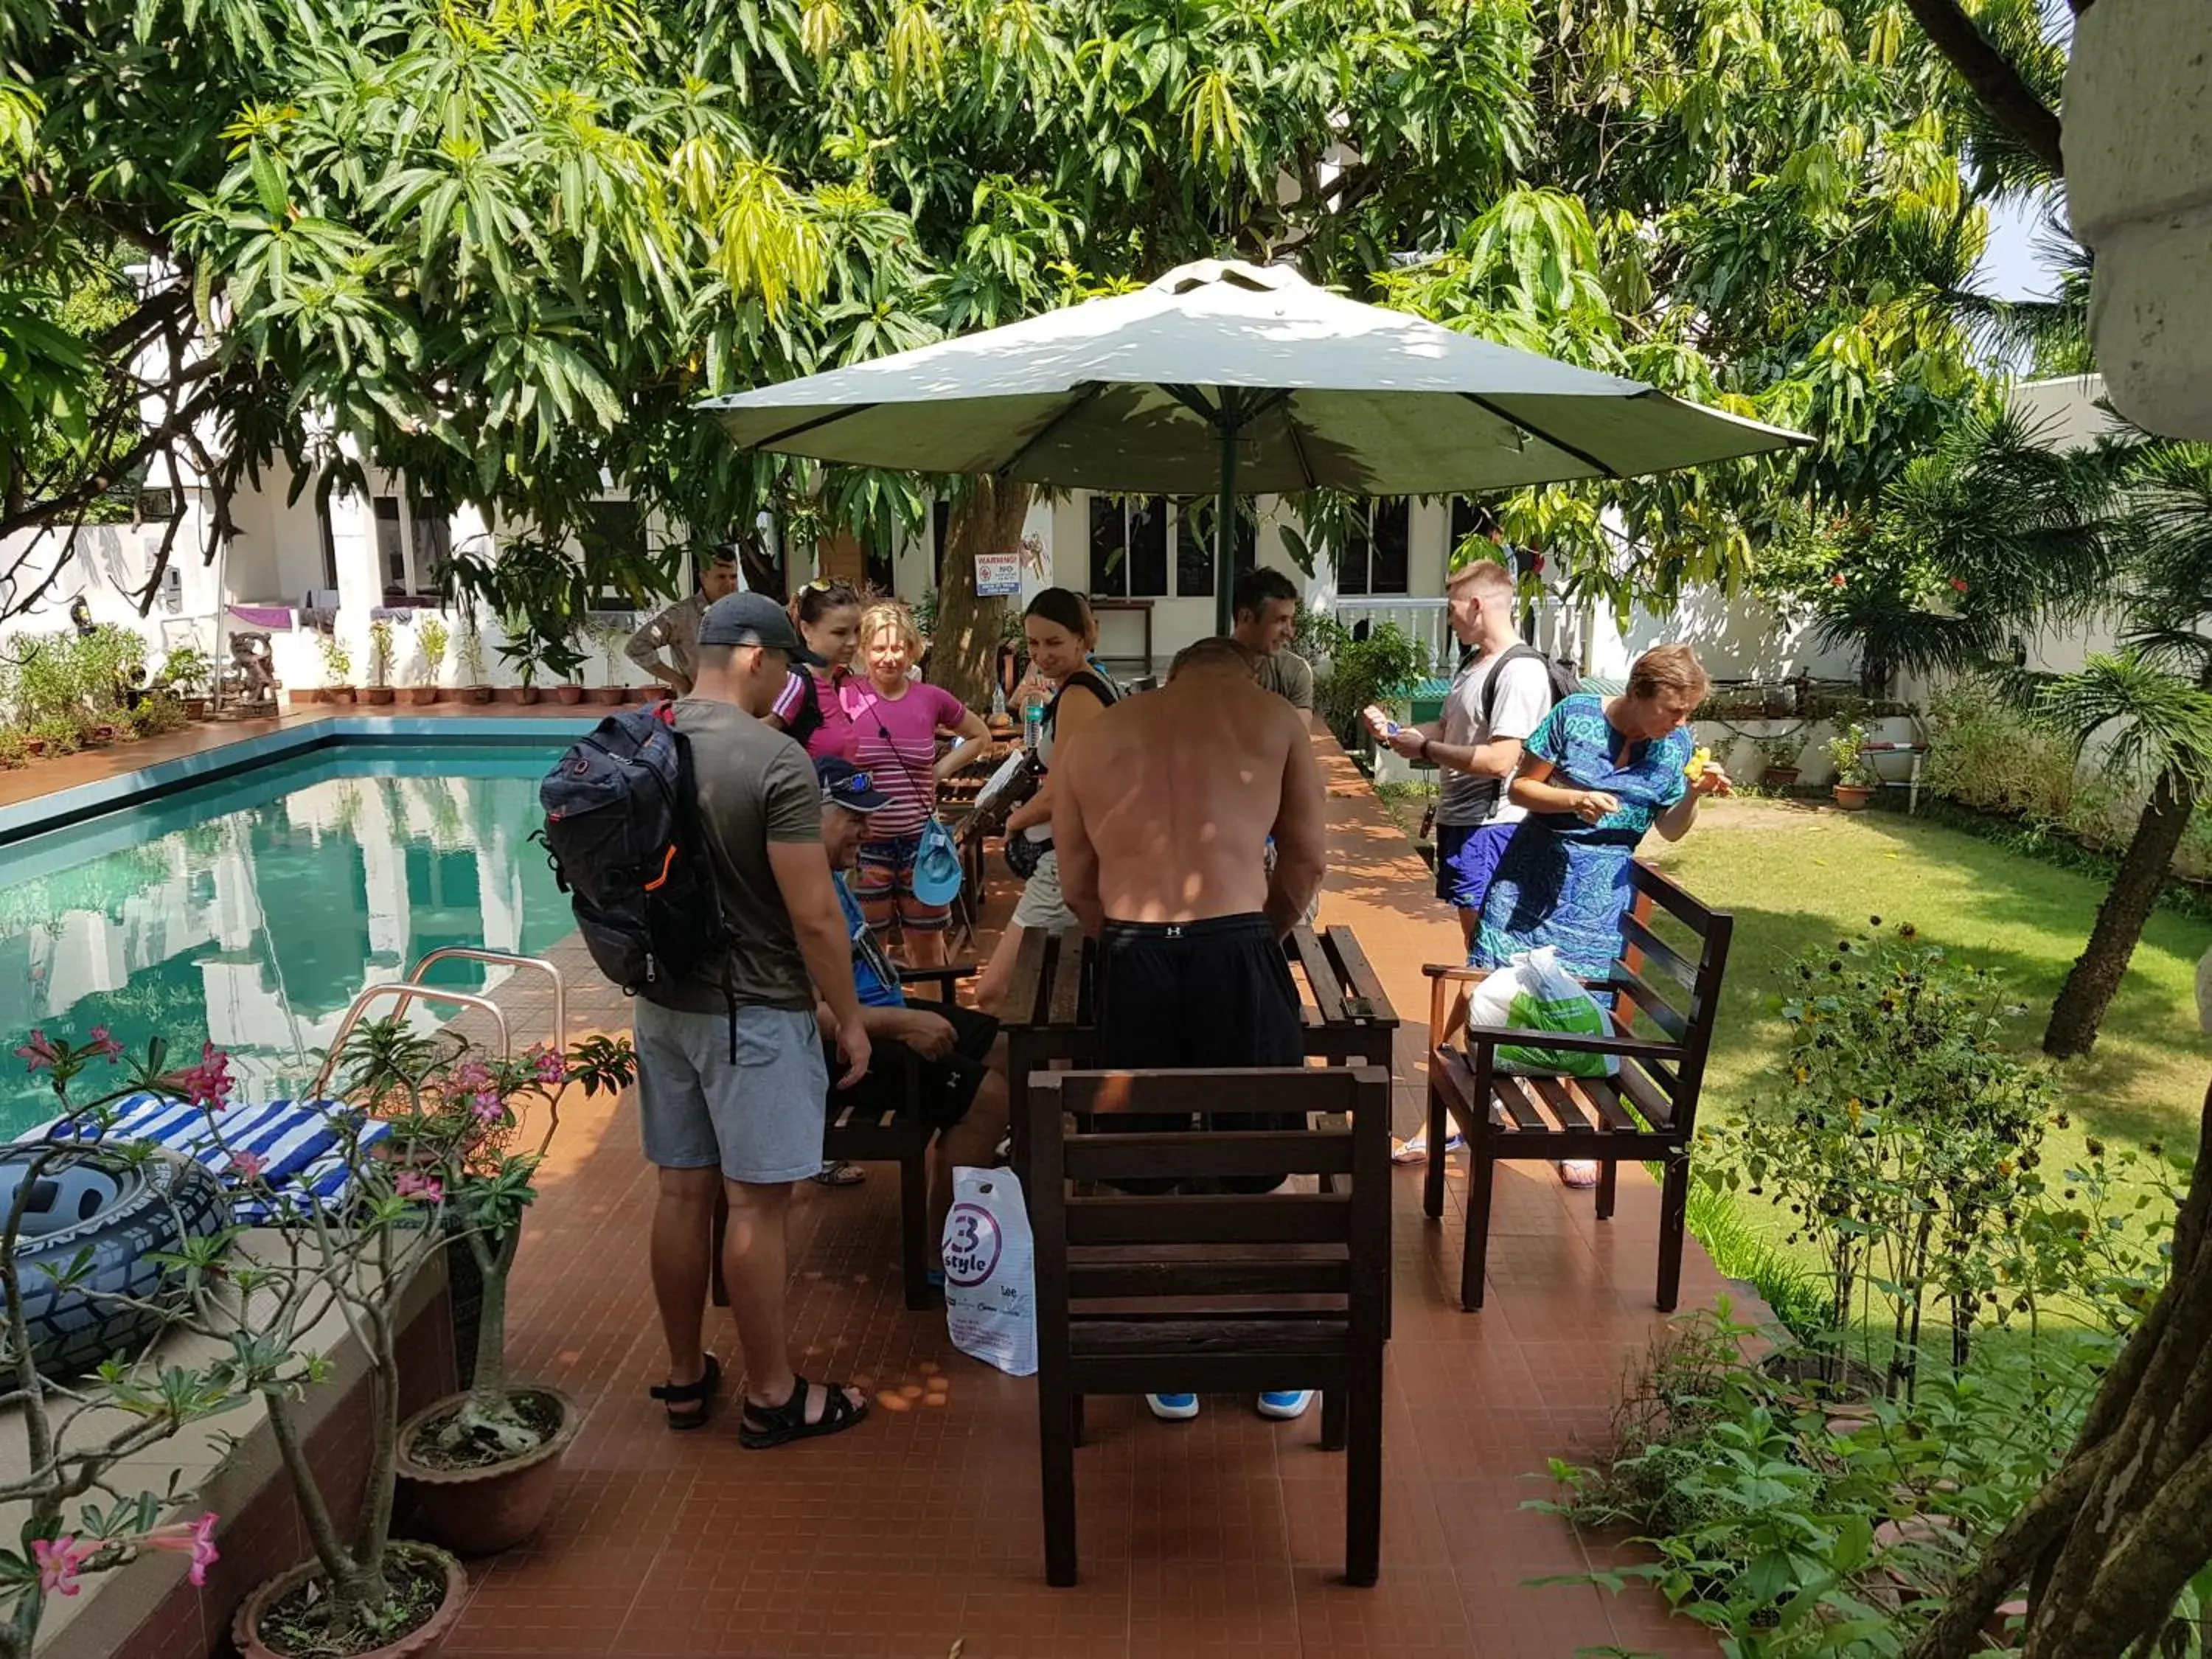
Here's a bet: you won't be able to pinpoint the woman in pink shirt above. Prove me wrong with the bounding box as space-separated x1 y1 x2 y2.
844 602 991 968
765 580 863 759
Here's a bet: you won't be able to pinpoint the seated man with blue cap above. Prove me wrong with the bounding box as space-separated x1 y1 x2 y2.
813 757 1009 1277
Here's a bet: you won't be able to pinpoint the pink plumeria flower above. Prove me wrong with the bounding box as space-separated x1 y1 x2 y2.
14 1030 60 1075
32 1535 97 1597
394 1171 444 1204
88 1026 124 1062
140 1513 220 1587
453 1060 492 1091
177 1043 234 1111
471 1091 504 1125
531 1047 566 1085
230 1151 268 1181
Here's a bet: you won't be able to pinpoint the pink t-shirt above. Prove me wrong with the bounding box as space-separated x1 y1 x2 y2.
771 669 858 762
843 680 968 838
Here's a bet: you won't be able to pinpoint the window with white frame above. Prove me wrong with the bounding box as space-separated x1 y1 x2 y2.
1336 499 1411 596
1088 494 1245 601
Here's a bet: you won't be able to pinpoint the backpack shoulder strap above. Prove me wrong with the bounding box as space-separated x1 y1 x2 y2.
1478 643 1543 729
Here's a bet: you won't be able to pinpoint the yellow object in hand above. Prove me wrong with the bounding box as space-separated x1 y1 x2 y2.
1685 745 1713 781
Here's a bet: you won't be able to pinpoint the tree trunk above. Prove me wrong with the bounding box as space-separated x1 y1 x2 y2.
2044 765 2196 1057
1904 1082 2212 1659
928 480 1030 709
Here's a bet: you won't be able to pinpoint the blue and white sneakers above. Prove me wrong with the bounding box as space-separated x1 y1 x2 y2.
1144 1391 1315 1422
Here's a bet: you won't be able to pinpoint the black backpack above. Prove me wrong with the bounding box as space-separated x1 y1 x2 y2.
538 704 735 1037
1456 644 1582 821
781 668 826 751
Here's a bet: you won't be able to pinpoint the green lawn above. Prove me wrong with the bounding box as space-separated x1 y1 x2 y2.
1641 798 2211 1227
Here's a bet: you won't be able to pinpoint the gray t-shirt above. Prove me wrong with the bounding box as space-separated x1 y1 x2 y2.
1254 649 1315 712
645 698 821 1015
1434 650 1554 828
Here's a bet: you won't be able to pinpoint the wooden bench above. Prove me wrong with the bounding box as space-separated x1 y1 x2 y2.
1001 923 1398 1170
1027 1066 1391 1588
1422 860 1732 1312
711 966 972 1313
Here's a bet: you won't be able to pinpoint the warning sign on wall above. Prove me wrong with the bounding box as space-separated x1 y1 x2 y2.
975 552 1022 597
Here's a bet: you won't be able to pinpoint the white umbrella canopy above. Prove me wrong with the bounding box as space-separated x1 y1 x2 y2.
701 258 1808 629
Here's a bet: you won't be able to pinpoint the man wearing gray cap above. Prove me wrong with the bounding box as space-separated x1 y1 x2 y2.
636 591 876 1450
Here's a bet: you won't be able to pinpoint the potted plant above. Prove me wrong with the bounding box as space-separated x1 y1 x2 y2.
28 714 77 758
362 619 397 706
1756 731 1804 790
1828 723 1876 808
406 617 448 706
0 727 25 768
319 633 356 704
0 1032 248 1659
370 1028 636 1554
586 621 628 705
453 625 493 705
499 640 540 706
159 644 215 718
551 623 586 706
130 695 188 739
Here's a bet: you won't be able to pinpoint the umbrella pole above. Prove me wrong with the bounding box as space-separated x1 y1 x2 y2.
1214 392 1239 638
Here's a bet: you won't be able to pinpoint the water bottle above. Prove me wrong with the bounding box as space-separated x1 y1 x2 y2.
990 681 1007 722
1023 695 1045 754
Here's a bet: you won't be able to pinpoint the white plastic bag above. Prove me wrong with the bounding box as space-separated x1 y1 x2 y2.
1467 946 1620 1079
942 1165 1037 1377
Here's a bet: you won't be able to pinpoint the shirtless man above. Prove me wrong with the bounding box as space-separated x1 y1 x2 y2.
1051 635 1329 1425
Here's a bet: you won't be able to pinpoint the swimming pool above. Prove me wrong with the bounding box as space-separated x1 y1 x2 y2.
1 742 578 1136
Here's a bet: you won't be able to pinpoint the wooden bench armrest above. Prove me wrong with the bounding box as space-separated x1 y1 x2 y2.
1421 964 1495 983
1457 1023 1687 1063
902 964 981 1003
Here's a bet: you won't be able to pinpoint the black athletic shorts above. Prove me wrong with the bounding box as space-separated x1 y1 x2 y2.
1094 914 1304 1190
827 1001 999 1130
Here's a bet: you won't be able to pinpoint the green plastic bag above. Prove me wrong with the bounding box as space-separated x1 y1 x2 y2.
1492 947 1618 1078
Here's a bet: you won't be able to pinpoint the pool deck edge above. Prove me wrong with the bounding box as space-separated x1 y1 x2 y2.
0 712 595 845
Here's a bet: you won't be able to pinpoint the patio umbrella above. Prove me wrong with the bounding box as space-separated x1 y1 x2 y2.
702 258 1809 633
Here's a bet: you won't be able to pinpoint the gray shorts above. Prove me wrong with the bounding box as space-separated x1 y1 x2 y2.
1011 847 1082 933
633 1001 827 1185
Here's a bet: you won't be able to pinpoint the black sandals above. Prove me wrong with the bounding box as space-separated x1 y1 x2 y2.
739 1374 871 1450
650 1353 721 1430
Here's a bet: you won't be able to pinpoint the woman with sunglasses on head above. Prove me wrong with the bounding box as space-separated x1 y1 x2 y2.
765 580 863 762
844 603 992 971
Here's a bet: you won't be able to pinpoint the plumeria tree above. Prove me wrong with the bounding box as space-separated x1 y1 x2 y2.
0 1031 233 1659
15 1018 631 1655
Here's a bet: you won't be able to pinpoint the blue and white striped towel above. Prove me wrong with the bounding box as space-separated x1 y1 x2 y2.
25 1093 392 1225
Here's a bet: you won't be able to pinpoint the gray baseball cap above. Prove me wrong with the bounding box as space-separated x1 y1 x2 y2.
698 591 823 665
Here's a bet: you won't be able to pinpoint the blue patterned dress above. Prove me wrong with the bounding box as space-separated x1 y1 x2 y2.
1473 694 1694 977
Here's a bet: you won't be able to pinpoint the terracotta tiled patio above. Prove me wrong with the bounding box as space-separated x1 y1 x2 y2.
426 726 1735 1658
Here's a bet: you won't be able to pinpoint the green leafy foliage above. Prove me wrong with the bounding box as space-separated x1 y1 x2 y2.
1305 614 1427 740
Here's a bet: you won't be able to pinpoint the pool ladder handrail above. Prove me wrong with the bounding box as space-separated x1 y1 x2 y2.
308 950 568 1102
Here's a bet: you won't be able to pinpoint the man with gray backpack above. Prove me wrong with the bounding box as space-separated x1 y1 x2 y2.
540 591 875 1450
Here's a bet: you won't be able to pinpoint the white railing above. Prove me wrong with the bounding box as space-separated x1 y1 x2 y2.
1325 597 1452 675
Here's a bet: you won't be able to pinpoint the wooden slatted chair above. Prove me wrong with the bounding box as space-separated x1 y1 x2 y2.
1422 860 1732 1312
1027 1066 1391 1589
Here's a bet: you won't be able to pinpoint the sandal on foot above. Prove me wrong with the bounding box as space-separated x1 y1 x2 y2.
740 1374 870 1450
1391 1133 1464 1166
650 1354 720 1431
810 1161 864 1188
1557 1160 1601 1189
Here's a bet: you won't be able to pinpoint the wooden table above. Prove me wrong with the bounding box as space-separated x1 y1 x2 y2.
999 922 1400 1175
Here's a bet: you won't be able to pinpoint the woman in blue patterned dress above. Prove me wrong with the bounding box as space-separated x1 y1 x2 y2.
1474 644 1732 1183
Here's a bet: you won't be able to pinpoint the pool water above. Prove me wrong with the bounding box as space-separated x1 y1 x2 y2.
0 745 575 1137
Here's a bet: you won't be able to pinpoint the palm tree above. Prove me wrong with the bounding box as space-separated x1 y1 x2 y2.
2034 446 2212 1056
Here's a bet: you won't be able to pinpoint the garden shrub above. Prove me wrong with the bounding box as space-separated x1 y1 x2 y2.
1307 615 1428 740
1701 921 2061 1397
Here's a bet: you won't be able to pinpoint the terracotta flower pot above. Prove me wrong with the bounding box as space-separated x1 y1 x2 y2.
400 686 439 706
327 686 358 705
233 1543 467 1659
289 687 321 707
362 686 396 706
585 686 625 705
552 684 585 706
638 684 672 703
501 685 540 705
394 1386 581 1556
1762 765 1799 789
463 685 494 705
1832 783 1874 810
184 697 209 720
24 737 46 758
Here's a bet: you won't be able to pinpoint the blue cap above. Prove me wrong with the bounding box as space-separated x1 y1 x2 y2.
911 823 964 908
815 757 891 814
